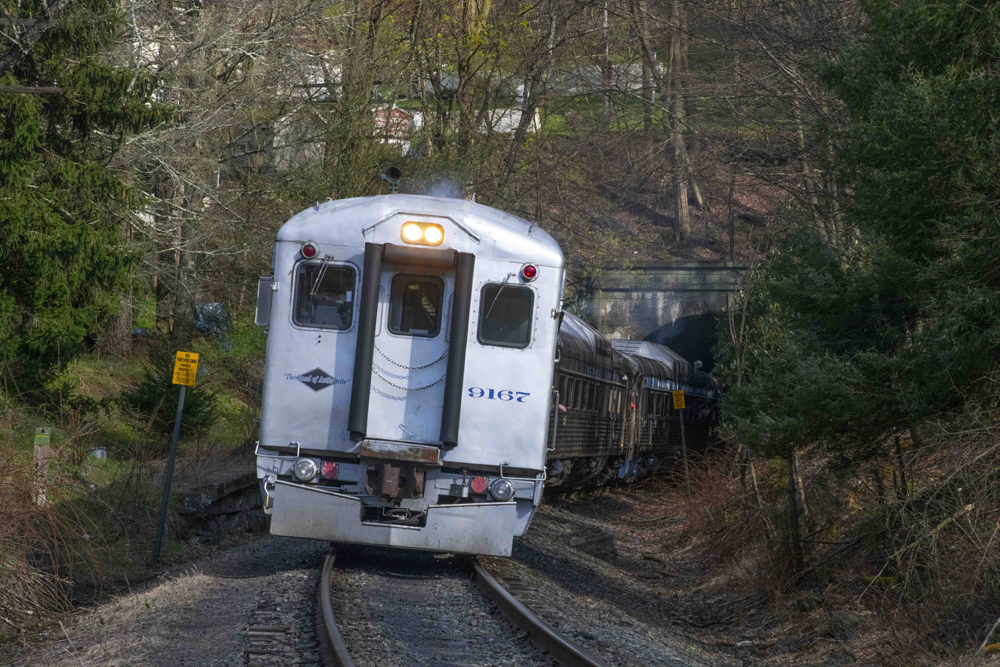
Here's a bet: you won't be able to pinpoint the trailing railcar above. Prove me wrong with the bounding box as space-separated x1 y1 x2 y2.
545 315 719 490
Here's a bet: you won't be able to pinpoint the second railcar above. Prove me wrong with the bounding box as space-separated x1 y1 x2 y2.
545 314 718 489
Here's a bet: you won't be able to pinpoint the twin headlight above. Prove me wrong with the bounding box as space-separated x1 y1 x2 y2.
400 222 445 246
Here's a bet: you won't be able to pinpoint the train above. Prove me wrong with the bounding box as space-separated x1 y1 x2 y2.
253 193 718 557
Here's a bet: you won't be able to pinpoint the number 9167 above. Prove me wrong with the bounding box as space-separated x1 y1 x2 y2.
468 387 529 402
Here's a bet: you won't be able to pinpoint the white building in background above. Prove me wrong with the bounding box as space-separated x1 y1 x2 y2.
373 105 413 155
484 107 541 134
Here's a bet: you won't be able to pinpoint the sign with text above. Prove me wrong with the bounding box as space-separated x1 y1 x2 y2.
172 351 199 386
672 390 686 410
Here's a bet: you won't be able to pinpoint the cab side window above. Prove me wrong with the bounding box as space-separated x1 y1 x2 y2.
478 283 534 348
293 263 356 330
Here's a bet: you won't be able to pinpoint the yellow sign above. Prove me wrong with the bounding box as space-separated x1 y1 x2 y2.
172 351 199 386
672 390 686 410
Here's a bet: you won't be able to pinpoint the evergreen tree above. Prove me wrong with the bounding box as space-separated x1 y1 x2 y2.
0 0 161 387
718 0 1000 464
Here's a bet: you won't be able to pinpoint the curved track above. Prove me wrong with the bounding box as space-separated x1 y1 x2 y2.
319 553 356 667
318 551 607 667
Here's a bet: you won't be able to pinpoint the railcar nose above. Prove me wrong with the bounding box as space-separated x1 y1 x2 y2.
348 242 476 450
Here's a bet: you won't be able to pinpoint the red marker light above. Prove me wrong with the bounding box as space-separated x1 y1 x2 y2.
321 462 338 479
302 243 318 259
471 476 488 494
521 264 538 281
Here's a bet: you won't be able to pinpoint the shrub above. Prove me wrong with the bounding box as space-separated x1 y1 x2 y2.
121 349 216 448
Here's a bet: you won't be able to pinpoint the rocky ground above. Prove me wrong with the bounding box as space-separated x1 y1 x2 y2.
1 485 873 667
0 536 328 667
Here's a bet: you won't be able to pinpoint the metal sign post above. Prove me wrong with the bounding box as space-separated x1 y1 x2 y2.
672 390 691 497
153 351 199 563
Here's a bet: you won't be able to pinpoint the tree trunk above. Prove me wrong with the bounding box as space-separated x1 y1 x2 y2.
824 132 844 245
678 29 704 211
669 0 689 238
787 453 804 571
793 450 808 518
639 2 653 131
98 217 134 358
602 1 611 129
498 0 554 190
792 95 830 243
894 435 907 501
98 293 134 358
728 165 737 260
155 273 172 335
171 187 198 348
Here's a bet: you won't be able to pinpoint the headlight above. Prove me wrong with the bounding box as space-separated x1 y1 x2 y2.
489 478 515 502
399 222 445 246
402 223 423 242
293 458 318 482
423 225 443 244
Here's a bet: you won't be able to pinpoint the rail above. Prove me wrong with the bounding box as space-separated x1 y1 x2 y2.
471 560 609 667
319 550 607 667
318 553 356 667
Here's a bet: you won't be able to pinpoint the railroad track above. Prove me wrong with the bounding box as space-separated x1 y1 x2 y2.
318 548 608 667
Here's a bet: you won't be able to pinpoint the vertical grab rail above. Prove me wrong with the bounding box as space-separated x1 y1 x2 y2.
439 252 476 448
548 389 560 451
348 243 383 441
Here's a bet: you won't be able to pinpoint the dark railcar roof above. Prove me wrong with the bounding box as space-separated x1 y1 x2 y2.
557 313 628 383
612 339 690 384
557 314 718 397
613 339 718 397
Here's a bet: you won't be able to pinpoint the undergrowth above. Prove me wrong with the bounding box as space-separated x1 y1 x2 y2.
0 325 265 643
655 423 1000 665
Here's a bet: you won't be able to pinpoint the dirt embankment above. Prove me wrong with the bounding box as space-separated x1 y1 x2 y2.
507 490 886 667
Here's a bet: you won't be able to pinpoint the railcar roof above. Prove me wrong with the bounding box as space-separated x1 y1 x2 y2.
611 340 686 375
277 194 563 266
559 313 616 362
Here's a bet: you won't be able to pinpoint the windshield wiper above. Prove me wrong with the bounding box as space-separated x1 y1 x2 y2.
310 255 334 295
483 272 515 321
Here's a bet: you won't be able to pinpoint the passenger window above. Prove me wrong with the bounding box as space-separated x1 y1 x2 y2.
293 263 356 329
478 283 534 348
389 274 444 337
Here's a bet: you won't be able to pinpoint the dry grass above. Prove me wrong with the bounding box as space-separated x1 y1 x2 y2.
643 451 798 594
644 430 1000 664
0 452 100 640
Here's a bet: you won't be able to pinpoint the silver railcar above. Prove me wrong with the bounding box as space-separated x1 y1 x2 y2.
254 194 564 557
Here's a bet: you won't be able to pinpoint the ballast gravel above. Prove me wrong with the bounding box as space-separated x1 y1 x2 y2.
482 496 737 667
328 547 559 667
